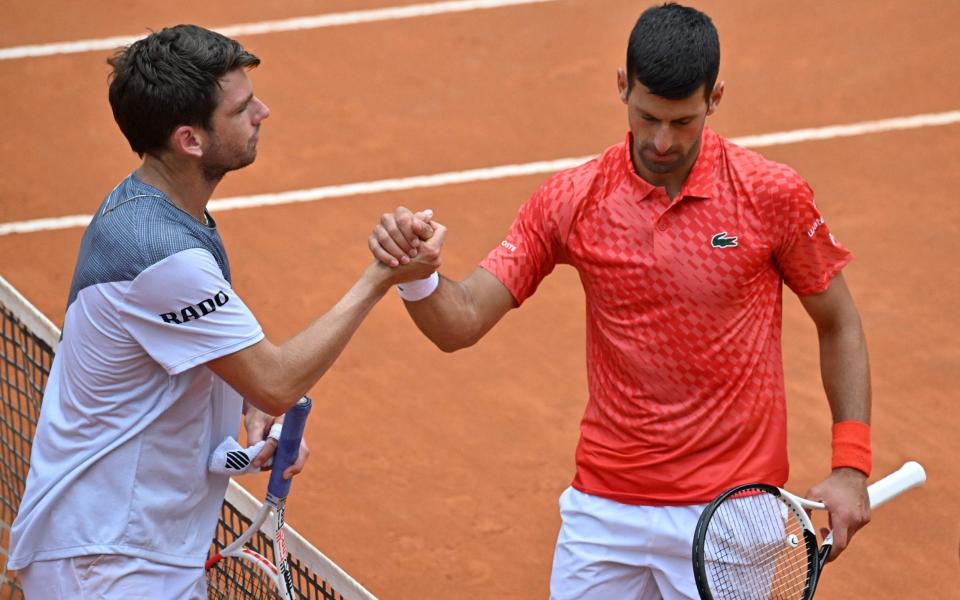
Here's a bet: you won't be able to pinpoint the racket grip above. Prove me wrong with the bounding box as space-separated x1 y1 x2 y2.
868 460 926 508
266 396 312 499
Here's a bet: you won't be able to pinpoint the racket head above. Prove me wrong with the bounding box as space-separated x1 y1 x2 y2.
693 483 819 600
206 502 287 599
206 547 282 599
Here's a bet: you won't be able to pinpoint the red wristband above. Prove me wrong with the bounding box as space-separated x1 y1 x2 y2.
831 420 871 476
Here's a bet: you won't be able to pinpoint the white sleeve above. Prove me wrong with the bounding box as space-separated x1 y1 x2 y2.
120 248 264 374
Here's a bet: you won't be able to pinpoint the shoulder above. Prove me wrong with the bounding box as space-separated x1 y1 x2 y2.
529 140 625 216
721 137 811 200
97 200 210 270
68 178 219 304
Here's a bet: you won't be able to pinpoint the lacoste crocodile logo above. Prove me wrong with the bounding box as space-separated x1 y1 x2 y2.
711 232 738 248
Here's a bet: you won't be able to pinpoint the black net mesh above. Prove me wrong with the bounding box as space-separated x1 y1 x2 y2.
207 501 348 600
0 300 51 599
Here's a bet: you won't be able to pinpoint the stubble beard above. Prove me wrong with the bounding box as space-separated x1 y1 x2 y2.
638 150 685 174
202 136 258 183
635 136 702 178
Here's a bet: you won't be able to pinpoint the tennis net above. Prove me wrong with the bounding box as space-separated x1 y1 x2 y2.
0 275 376 600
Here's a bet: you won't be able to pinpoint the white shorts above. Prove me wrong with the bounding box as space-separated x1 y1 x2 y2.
18 555 206 599
550 487 704 600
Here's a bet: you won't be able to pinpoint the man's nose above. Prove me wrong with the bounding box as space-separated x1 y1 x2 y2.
254 97 270 122
653 126 672 153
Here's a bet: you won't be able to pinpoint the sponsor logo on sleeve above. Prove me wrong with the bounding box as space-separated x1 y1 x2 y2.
807 217 824 238
500 240 518 252
159 291 229 324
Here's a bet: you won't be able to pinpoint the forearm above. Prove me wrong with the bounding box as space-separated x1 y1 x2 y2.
817 315 871 424
272 264 390 400
405 276 486 352
214 263 393 415
367 212 510 352
810 318 873 559
401 267 515 352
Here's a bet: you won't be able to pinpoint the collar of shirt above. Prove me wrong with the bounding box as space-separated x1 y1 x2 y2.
620 127 721 202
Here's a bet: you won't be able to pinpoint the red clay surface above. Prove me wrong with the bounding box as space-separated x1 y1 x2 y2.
1 1 957 598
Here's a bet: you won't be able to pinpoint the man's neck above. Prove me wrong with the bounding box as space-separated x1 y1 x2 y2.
137 154 217 223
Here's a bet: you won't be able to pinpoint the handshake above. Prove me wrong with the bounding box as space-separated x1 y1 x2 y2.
366 206 447 298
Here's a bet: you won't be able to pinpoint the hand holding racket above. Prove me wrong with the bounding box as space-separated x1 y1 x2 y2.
692 461 926 600
803 467 868 562
206 396 312 599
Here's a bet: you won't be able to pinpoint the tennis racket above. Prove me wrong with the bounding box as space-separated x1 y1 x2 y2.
692 460 926 600
205 396 312 599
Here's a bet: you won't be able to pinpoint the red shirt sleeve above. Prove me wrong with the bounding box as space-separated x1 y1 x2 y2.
480 175 572 304
771 174 853 295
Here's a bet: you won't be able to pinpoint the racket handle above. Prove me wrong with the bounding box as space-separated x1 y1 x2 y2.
868 460 926 508
267 396 312 499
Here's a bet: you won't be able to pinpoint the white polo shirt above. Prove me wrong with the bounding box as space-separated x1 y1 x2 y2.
8 174 264 569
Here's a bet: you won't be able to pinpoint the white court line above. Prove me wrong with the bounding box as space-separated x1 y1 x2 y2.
0 0 556 61
1 110 958 237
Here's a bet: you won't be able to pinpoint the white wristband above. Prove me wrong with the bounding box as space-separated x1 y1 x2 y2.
396 272 439 301
268 423 283 441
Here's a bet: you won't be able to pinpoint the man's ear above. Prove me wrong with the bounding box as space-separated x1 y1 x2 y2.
706 81 725 116
616 68 629 104
170 125 204 158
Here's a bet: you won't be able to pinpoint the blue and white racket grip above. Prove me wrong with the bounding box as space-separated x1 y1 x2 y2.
267 396 312 500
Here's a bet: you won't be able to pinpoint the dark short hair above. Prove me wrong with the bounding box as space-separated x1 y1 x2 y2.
626 3 720 100
107 24 260 157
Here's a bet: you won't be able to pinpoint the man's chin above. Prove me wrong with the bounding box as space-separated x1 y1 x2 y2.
203 155 256 182
640 158 682 174
232 151 257 171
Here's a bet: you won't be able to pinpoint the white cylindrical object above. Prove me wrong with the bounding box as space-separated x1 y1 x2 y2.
867 461 926 508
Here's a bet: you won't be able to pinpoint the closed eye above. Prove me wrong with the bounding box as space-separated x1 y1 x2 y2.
233 93 254 115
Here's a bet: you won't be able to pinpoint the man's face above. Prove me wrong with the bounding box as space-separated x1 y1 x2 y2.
202 68 270 180
618 71 722 183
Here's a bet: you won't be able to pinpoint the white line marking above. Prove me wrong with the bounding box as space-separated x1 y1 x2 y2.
2 110 958 237
732 111 960 148
0 0 556 61
1 216 96 236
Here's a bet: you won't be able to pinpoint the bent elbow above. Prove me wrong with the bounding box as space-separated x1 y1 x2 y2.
246 393 285 417
246 384 301 417
436 339 467 353
433 331 481 353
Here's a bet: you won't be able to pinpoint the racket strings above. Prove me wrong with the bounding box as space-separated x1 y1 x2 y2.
207 555 280 599
702 489 813 599
208 507 284 599
731 504 807 598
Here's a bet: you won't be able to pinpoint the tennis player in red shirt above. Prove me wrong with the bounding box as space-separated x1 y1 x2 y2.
370 4 872 598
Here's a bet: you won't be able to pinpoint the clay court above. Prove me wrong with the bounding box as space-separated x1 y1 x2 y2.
1 0 957 597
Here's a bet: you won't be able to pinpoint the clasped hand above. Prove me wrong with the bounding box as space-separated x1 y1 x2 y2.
368 207 444 281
